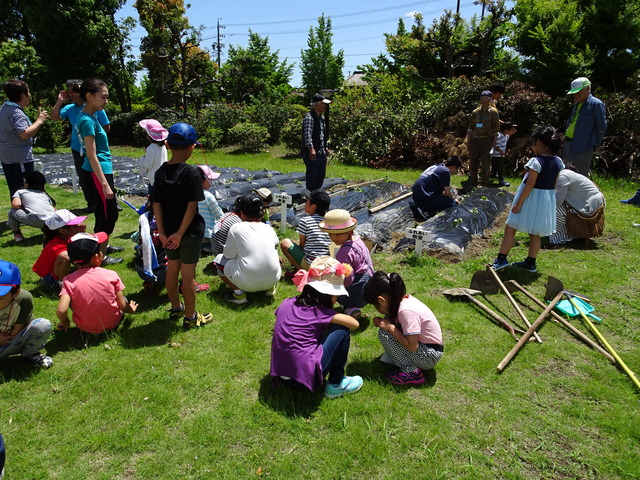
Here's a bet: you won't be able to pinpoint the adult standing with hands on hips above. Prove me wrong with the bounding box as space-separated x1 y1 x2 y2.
466 90 500 189
0 79 48 200
302 93 331 191
75 78 122 266
563 77 607 176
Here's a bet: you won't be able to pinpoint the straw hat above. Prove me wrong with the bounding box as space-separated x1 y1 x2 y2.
293 256 351 296
319 209 358 234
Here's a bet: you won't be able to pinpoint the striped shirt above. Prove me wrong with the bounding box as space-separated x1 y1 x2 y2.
0 102 33 165
199 190 224 239
490 132 509 158
297 214 330 262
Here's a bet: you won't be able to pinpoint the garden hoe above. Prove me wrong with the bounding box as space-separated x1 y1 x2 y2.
545 279 640 392
496 276 566 372
470 268 543 343
502 280 615 364
442 288 528 342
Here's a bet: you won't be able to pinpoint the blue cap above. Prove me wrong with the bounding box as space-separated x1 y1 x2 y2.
167 122 200 146
0 260 21 296
480 90 492 97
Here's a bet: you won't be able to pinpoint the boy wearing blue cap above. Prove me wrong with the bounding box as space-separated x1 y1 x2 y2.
151 123 213 328
0 260 53 367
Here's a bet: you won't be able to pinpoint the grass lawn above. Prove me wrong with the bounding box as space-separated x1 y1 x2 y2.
1 146 639 479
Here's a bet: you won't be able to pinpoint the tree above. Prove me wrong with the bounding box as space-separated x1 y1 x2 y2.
219 31 293 104
4 0 137 111
136 0 218 113
513 0 640 95
0 39 43 81
300 15 344 102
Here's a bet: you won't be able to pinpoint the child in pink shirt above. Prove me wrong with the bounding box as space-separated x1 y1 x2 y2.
56 232 137 334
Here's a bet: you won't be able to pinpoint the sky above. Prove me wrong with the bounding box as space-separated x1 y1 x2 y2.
117 0 491 87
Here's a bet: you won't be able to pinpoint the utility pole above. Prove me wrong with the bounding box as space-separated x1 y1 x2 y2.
456 0 460 15
215 19 225 67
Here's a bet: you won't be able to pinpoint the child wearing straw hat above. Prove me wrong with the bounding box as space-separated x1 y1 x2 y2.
319 209 374 319
270 256 363 398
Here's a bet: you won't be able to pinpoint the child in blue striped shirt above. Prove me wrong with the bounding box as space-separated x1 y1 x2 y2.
197 165 223 253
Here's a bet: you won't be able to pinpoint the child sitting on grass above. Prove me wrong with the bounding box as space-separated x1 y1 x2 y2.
280 188 331 272
0 260 53 368
56 232 138 334
8 170 56 243
364 271 444 386
32 209 87 288
270 256 363 399
319 209 374 319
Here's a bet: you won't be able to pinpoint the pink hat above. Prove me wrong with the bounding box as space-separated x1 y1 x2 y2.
196 165 221 181
45 209 87 230
139 119 169 142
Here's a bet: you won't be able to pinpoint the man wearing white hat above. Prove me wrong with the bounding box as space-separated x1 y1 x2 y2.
563 77 607 176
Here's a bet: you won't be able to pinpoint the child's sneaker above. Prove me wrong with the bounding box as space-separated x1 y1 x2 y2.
324 375 364 399
511 260 537 273
489 257 509 271
386 368 425 386
179 282 210 294
225 290 248 304
183 312 214 329
264 284 277 297
168 303 185 320
23 354 53 369
13 233 25 243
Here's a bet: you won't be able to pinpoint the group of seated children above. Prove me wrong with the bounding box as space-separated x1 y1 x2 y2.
2 119 445 399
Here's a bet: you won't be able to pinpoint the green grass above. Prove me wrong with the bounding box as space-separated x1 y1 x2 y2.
2 148 639 479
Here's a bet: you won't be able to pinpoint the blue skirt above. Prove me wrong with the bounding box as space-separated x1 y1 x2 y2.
506 185 557 236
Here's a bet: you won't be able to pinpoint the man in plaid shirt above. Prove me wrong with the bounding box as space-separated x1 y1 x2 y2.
301 93 331 190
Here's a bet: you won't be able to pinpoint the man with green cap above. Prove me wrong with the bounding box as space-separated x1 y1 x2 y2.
563 77 607 176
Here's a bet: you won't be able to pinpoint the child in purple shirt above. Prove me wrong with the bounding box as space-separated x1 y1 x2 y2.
319 209 374 319
270 256 363 398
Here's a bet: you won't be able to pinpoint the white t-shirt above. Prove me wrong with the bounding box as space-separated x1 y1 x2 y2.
139 143 168 185
222 222 281 292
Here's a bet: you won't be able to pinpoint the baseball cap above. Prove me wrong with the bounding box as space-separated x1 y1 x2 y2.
67 232 109 264
311 93 331 105
301 188 331 213
0 260 21 296
567 77 591 94
139 119 168 142
480 90 492 97
45 209 87 230
236 192 263 219
253 187 273 204
167 122 200 146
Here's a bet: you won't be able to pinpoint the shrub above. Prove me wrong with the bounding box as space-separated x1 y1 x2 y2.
228 122 268 152
245 99 301 144
205 103 245 145
34 118 66 153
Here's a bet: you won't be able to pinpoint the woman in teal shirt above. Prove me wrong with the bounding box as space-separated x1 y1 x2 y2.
76 78 119 240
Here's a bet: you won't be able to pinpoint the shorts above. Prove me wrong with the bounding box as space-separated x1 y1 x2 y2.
287 243 311 269
165 235 202 264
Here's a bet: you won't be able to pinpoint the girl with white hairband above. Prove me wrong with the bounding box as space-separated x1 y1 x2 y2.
270 256 363 399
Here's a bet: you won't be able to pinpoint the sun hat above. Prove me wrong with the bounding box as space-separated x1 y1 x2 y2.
167 122 200 146
0 260 21 295
138 119 169 142
567 77 591 94
196 164 221 181
254 187 273 204
480 90 492 97
45 209 87 230
292 256 351 296
311 93 331 105
67 232 109 264
319 209 358 234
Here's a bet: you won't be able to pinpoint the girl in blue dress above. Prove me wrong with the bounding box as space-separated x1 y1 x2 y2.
491 126 564 273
